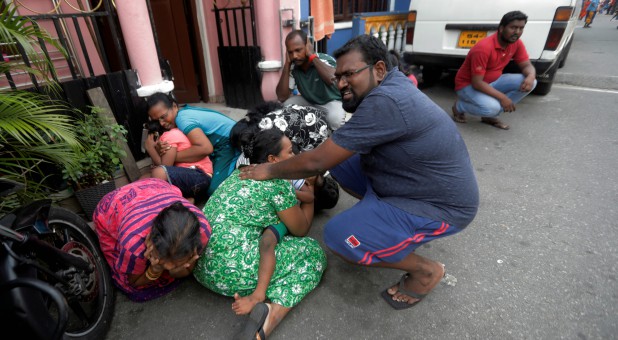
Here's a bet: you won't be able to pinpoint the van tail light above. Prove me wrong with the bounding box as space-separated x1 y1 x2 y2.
406 11 417 45
544 6 573 51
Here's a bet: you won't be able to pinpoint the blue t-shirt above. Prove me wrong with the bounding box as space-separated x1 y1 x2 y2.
175 105 240 194
331 70 479 228
587 0 600 11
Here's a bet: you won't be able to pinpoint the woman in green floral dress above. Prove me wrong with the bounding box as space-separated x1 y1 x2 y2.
194 129 326 339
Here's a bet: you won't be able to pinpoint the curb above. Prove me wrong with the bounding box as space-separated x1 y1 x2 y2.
554 72 618 91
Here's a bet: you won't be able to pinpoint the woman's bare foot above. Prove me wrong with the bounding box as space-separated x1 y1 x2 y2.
386 262 445 305
232 292 264 315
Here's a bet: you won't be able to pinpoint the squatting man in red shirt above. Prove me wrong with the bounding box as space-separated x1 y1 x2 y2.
452 10 537 130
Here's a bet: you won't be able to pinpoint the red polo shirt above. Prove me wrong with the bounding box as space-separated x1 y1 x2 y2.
454 33 529 91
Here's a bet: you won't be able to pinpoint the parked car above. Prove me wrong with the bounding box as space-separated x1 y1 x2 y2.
403 0 578 95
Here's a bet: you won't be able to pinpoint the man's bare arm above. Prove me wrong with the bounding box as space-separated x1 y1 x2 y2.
240 139 354 181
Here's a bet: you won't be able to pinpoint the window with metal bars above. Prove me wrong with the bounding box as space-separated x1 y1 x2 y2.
332 0 388 22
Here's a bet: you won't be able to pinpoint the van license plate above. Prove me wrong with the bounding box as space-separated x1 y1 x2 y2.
458 31 487 48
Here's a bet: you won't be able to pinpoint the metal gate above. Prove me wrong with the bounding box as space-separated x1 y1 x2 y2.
1 0 147 160
213 0 263 109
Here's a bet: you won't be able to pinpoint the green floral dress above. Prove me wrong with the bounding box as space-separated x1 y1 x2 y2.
194 170 326 307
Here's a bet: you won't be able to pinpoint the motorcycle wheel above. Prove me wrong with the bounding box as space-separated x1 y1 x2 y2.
43 207 115 340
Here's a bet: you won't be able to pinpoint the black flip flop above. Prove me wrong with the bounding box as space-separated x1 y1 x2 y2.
381 264 446 310
234 302 269 340
381 273 427 310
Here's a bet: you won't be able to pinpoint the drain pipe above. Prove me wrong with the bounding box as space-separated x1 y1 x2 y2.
256 2 293 100
258 8 294 73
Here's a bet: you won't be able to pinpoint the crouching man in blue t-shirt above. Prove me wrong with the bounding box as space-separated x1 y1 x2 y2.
241 34 479 311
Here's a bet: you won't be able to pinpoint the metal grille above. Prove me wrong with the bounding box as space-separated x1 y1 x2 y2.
1 0 128 91
213 0 263 109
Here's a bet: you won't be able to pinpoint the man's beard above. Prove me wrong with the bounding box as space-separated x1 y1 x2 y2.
342 91 364 113
499 32 519 44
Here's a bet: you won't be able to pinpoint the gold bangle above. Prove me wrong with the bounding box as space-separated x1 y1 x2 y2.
145 266 162 281
149 266 162 278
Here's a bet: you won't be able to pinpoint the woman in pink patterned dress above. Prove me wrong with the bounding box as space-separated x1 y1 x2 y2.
93 178 210 301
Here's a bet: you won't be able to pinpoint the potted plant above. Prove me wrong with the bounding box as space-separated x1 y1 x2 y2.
62 106 128 219
1 4 82 215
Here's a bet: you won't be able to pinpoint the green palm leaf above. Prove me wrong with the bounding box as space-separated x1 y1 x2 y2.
0 92 79 146
0 4 66 88
1 5 81 215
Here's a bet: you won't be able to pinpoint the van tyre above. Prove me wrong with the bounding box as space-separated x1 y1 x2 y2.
532 80 553 96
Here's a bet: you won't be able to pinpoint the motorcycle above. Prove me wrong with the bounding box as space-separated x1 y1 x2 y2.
0 179 114 339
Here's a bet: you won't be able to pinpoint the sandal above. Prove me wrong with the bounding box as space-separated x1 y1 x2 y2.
381 264 446 310
481 117 509 130
234 302 268 340
452 104 466 123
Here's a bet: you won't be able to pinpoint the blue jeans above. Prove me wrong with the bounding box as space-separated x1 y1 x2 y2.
455 74 537 118
160 166 212 201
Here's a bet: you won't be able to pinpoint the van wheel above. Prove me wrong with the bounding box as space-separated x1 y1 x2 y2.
421 66 442 86
532 80 553 96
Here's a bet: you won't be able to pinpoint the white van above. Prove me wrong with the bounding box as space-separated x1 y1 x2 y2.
403 0 578 95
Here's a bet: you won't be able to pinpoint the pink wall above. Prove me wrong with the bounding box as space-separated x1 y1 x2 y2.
11 1 106 85
4 0 303 104
197 0 301 102
272 0 301 100
199 0 227 100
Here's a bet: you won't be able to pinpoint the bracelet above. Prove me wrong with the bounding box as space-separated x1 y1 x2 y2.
145 266 162 281
308 54 318 64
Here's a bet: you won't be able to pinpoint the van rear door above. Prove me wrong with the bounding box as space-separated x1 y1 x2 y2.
408 0 576 59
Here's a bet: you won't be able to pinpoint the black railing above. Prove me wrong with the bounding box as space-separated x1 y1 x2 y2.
213 0 263 109
1 0 128 91
214 1 258 47
1 0 148 160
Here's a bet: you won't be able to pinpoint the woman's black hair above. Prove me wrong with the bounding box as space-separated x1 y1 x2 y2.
150 201 201 261
242 128 285 164
146 92 177 111
144 120 165 135
229 101 283 151
333 34 391 70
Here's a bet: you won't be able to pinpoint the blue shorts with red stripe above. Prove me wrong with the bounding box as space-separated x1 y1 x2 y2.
325 155 461 265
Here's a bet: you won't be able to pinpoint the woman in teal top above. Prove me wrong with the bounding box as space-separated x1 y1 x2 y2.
147 93 240 195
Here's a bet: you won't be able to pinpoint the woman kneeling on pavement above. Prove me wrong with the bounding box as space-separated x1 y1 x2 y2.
93 178 210 302
193 128 326 339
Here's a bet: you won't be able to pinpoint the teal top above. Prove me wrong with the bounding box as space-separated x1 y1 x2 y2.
175 105 240 194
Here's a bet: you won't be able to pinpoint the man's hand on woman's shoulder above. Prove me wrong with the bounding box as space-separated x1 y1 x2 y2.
239 163 272 181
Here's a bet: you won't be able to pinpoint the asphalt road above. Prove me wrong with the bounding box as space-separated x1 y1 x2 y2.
104 20 618 340
555 12 618 90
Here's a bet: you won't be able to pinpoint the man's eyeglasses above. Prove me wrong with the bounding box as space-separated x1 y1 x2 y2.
332 64 373 84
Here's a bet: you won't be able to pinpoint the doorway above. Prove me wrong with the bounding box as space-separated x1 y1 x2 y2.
149 0 209 103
